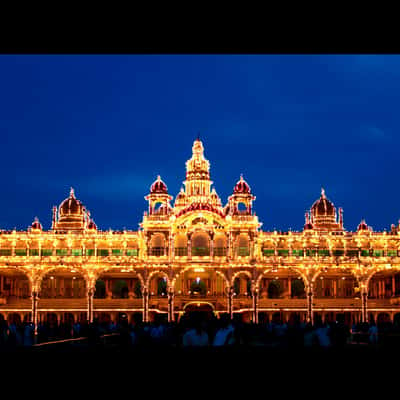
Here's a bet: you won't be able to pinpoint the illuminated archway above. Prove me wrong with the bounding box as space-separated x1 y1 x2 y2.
40 268 87 299
192 231 210 256
0 267 31 300
96 268 144 299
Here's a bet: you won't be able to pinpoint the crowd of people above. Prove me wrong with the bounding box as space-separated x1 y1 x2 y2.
1 312 400 350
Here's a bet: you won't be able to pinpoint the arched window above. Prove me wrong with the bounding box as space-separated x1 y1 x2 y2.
237 234 250 256
214 234 227 256
174 234 188 256
192 231 210 256
150 233 166 256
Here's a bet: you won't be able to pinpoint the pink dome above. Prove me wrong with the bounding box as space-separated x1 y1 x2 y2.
233 175 251 194
150 175 168 194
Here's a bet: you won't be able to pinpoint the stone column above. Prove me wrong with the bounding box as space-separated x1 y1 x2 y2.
170 233 175 260
227 286 234 319
251 284 259 324
392 275 396 297
128 279 134 299
188 233 192 260
228 232 233 260
87 286 95 323
361 285 368 323
167 286 174 323
106 279 112 299
307 283 314 325
142 286 149 322
288 277 292 298
31 289 39 340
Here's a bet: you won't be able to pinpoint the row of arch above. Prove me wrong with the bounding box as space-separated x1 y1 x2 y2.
149 231 250 256
1 265 400 299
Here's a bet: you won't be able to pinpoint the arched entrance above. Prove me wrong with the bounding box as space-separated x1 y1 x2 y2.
96 270 143 299
0 268 30 300
183 302 215 321
40 269 86 298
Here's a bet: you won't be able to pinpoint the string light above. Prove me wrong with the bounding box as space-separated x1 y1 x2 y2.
0 138 398 326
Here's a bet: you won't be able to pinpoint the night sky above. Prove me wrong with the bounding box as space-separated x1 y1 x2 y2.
1 55 399 233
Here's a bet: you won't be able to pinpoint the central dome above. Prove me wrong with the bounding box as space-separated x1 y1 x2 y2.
59 188 84 217
310 188 335 217
308 188 342 231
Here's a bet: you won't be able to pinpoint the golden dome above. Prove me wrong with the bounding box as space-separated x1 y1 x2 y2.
310 188 335 217
59 188 84 217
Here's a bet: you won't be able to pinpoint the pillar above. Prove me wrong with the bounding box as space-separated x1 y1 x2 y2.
188 234 192 260
361 285 368 323
288 277 291 298
392 275 396 297
251 285 258 323
227 286 234 319
333 279 337 298
307 283 314 325
167 287 174 323
87 286 95 323
171 234 175 260
228 232 233 260
31 289 39 340
240 279 247 296
142 286 149 322
128 279 134 299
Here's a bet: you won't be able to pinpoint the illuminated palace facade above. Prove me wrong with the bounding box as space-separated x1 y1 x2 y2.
2 138 400 331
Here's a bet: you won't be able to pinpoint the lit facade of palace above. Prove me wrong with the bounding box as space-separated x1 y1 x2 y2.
2 138 400 331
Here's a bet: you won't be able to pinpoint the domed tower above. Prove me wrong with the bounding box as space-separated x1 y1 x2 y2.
358 219 372 233
308 188 343 231
184 138 213 203
52 188 90 232
174 187 187 209
210 187 222 207
226 175 256 216
29 217 42 233
145 175 173 216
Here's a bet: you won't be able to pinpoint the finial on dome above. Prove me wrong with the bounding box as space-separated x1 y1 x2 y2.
70 187 75 197
157 175 161 181
240 173 243 180
321 187 325 198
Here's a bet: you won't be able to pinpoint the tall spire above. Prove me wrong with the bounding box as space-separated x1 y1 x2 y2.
184 138 213 200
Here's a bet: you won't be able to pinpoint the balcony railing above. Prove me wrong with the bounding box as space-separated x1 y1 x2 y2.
148 247 167 257
192 247 210 257
175 247 188 257
214 247 227 257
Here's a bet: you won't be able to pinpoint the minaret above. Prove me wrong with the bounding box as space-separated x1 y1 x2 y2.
184 138 213 202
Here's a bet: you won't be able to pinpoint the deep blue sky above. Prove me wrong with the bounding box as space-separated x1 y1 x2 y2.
1 55 399 232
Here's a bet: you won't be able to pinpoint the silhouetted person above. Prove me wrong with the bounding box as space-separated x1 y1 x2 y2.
330 315 350 347
182 313 209 346
213 314 234 346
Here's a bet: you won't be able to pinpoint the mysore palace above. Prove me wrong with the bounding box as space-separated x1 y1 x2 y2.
1 138 400 332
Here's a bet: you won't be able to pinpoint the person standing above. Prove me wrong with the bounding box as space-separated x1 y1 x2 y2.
182 314 209 346
368 321 378 345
